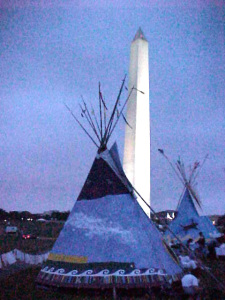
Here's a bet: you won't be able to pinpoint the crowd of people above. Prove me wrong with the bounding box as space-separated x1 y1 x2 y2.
169 231 224 260
168 232 225 299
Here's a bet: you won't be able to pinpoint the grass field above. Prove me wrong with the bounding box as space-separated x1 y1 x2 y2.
0 264 225 300
0 267 103 300
0 267 151 300
1 221 225 299
0 220 63 254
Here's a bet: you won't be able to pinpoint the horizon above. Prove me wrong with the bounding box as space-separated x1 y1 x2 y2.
1 207 224 218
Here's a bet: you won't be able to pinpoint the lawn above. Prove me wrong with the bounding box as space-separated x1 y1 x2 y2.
0 267 97 300
0 221 225 299
0 264 225 300
0 221 64 254
0 267 149 300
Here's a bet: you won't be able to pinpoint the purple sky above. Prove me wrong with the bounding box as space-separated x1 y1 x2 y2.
0 1 224 215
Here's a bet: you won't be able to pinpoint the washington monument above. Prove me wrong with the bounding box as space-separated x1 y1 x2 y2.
123 28 150 216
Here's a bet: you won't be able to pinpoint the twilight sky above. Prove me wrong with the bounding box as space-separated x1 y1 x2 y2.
0 0 224 215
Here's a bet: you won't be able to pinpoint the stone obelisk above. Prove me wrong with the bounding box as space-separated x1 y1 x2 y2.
123 28 150 217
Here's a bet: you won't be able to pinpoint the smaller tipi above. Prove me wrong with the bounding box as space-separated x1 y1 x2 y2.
164 187 221 243
160 153 221 243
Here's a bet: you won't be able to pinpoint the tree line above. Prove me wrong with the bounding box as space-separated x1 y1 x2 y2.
0 209 70 221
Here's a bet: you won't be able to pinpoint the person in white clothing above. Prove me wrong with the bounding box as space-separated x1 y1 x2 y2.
181 271 200 299
179 255 197 269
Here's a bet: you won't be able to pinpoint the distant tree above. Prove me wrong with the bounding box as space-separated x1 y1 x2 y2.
51 211 60 220
31 213 41 220
60 211 70 221
217 214 225 228
44 214 51 221
51 211 70 221
0 209 8 220
9 211 20 220
19 211 32 220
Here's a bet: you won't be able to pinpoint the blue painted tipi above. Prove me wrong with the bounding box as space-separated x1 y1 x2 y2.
37 143 182 289
37 82 182 291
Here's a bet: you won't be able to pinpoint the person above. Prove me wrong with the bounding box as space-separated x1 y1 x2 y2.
216 233 225 244
187 238 193 249
169 239 175 247
179 254 197 270
197 232 205 248
187 238 197 252
181 270 200 299
207 238 219 260
196 232 207 259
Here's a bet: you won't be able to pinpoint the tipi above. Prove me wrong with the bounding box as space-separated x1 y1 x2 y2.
36 81 182 292
159 152 221 243
164 187 221 243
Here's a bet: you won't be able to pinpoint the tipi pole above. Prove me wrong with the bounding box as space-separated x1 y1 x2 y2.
103 105 107 136
79 101 101 143
98 85 108 134
158 150 185 185
64 103 99 148
89 102 102 138
192 154 208 184
106 86 135 142
99 82 103 140
102 75 126 147
112 286 117 300
188 162 199 184
133 87 145 94
176 186 186 211
159 151 202 208
176 160 188 183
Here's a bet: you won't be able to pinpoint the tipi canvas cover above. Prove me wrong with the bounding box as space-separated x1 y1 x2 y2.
164 188 221 243
37 144 182 289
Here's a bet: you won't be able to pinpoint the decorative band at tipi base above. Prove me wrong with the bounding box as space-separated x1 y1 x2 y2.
36 265 181 288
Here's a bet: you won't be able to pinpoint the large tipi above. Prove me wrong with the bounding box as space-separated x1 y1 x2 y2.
36 81 182 291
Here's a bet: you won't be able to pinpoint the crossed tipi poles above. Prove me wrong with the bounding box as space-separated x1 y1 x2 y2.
64 75 143 153
158 148 210 210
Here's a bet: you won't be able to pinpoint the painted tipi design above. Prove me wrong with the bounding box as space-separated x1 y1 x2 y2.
37 80 182 290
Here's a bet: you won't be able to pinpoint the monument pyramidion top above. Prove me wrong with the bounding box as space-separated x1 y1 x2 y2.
133 27 147 42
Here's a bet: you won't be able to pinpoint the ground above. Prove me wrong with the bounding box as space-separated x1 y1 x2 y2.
0 221 225 299
0 220 62 254
0 264 225 300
